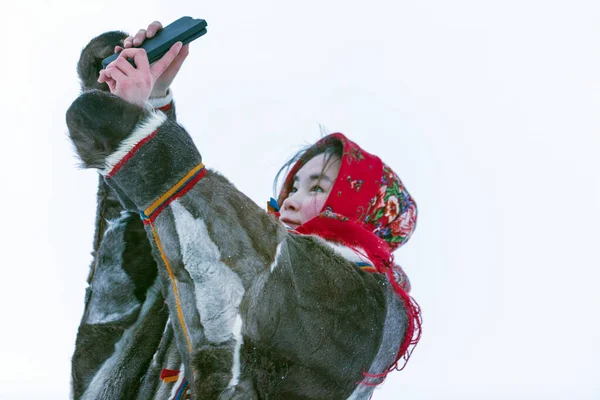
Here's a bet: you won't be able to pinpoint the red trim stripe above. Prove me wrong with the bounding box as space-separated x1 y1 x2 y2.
160 368 180 380
158 102 172 111
142 168 207 225
106 130 158 178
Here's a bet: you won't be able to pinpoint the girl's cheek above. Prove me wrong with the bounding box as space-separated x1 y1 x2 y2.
314 197 328 213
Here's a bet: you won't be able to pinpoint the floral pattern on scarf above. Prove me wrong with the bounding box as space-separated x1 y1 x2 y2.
363 165 417 250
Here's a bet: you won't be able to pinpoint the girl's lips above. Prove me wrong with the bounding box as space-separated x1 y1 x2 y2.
281 219 299 229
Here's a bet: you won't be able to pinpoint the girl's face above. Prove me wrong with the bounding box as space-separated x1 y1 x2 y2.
279 152 341 229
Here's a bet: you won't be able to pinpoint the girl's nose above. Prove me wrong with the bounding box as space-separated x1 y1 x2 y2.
282 196 298 211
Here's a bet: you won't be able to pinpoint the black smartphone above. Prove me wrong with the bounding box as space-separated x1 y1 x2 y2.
102 16 207 68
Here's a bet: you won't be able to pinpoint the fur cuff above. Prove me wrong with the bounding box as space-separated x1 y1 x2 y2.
101 111 168 177
147 88 173 110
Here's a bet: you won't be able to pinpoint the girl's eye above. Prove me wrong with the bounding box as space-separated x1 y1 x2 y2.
290 187 298 194
310 185 325 193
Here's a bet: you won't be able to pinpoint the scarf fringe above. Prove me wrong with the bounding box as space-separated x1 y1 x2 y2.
356 257 422 386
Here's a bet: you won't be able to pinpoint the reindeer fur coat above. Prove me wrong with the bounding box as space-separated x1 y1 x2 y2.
69 31 413 400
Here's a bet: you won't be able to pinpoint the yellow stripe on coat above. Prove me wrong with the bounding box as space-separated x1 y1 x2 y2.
150 224 193 353
144 163 205 217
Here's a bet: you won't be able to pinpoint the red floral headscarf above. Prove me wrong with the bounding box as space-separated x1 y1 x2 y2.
277 133 418 255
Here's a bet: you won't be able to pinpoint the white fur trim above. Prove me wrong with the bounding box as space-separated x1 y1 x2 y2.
170 201 245 344
227 314 244 389
100 111 167 176
147 88 173 109
151 317 171 366
102 210 134 236
269 242 285 272
320 241 372 265
168 363 186 399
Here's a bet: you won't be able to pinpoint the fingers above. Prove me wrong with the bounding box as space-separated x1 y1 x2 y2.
150 42 182 78
122 30 145 48
101 67 127 82
146 21 163 38
98 70 119 93
117 48 150 72
114 45 123 53
123 21 163 48
123 36 134 48
98 69 109 83
104 77 116 92
111 56 137 76
133 29 147 46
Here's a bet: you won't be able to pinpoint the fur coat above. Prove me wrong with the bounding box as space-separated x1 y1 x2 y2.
69 31 417 400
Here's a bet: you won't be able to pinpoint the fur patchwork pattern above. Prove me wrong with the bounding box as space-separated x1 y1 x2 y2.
68 70 412 399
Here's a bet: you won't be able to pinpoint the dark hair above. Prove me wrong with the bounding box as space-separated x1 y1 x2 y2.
273 139 343 199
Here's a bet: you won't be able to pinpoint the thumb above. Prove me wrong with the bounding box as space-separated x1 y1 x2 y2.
150 41 183 78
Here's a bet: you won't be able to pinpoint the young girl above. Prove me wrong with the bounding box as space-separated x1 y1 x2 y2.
69 24 420 400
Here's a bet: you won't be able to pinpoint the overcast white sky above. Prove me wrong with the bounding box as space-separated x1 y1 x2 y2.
1 1 599 398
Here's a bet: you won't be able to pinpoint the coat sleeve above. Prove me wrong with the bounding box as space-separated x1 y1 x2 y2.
66 89 409 400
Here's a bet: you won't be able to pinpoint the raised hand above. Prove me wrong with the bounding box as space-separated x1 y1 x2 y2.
98 42 183 106
115 21 190 97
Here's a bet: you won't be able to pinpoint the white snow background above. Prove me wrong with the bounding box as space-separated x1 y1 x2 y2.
1 0 598 398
